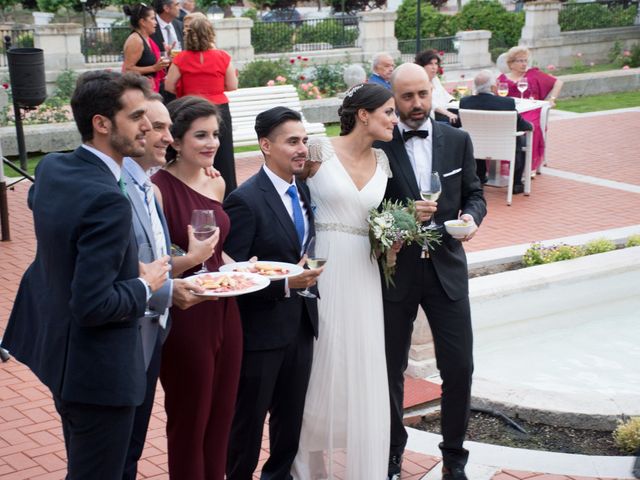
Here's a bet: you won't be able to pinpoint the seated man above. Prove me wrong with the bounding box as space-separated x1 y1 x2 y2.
460 70 533 194
367 52 394 90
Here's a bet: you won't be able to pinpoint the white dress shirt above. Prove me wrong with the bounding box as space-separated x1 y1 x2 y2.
398 118 434 185
156 14 180 50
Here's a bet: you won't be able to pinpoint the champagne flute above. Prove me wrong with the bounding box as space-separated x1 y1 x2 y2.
191 209 217 274
419 171 442 229
497 82 509 97
516 78 528 100
298 236 326 299
138 243 157 317
457 82 468 97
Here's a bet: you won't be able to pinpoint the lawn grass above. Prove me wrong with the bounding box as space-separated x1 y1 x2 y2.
556 90 640 113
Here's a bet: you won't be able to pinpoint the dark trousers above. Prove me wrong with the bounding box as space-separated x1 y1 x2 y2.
384 260 473 469
53 395 136 480
215 103 237 197
122 335 162 480
476 137 526 186
226 320 314 480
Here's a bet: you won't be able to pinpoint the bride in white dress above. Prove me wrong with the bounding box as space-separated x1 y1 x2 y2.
291 83 398 479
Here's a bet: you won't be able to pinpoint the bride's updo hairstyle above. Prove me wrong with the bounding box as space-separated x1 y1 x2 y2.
338 83 393 136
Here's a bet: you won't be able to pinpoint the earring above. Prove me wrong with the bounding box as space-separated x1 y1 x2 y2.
363 120 369 126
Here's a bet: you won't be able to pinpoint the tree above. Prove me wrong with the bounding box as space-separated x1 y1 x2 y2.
0 0 18 22
327 0 386 13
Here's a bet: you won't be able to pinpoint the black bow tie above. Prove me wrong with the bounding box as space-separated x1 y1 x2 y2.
402 129 429 142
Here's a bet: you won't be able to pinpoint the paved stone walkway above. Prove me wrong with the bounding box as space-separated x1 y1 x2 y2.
1 109 639 479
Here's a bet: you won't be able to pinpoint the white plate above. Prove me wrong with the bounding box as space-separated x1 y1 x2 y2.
186 272 270 297
219 261 304 280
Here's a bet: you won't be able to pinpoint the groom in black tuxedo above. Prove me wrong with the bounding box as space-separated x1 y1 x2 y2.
375 63 486 480
224 107 322 480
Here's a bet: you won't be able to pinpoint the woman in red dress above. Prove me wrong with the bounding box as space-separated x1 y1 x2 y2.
498 46 564 173
164 12 239 195
152 97 242 480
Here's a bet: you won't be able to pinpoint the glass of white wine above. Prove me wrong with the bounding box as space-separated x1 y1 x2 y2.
298 236 326 299
516 78 528 100
191 209 217 274
457 82 468 98
419 171 442 229
138 243 157 317
497 82 509 97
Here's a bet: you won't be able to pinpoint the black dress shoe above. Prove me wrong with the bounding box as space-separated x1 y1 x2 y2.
442 466 468 480
387 454 402 479
480 176 488 184
512 184 524 194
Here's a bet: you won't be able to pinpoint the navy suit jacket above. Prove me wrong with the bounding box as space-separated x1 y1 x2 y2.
375 121 487 302
223 168 319 351
150 18 184 55
1 147 148 407
123 165 172 369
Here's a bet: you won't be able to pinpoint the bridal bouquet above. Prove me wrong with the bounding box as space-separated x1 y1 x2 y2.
368 199 441 287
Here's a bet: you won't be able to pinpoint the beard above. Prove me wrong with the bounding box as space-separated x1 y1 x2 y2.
110 126 145 158
400 107 430 130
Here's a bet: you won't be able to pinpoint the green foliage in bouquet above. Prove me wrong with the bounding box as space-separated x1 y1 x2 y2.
368 199 441 287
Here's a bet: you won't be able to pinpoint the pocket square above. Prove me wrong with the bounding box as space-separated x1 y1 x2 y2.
442 168 462 178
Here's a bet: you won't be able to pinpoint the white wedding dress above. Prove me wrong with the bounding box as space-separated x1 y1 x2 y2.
291 137 390 479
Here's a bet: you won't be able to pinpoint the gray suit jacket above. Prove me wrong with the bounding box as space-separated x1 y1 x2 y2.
123 166 172 368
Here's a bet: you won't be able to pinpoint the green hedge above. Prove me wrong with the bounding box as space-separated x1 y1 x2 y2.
559 2 637 31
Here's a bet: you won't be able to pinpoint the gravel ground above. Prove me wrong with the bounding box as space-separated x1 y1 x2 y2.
417 410 624 456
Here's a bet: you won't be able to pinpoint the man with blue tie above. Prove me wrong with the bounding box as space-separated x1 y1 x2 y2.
1 71 170 479
121 94 212 480
224 107 323 480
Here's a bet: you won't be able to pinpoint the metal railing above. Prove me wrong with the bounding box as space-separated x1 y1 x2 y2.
0 28 36 68
398 37 458 64
559 0 638 31
252 16 359 54
82 26 131 63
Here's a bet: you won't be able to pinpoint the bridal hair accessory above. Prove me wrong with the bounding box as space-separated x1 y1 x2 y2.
345 84 365 98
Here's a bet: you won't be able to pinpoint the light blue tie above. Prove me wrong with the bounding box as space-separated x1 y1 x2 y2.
286 185 305 248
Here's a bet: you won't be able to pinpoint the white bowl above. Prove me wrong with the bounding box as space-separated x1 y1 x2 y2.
444 219 475 238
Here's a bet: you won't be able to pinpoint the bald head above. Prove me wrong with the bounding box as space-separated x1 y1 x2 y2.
391 63 433 130
474 69 496 94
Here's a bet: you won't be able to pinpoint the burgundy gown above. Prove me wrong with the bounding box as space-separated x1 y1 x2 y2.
152 169 242 480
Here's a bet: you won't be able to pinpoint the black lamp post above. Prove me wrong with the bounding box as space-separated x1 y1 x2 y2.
416 0 421 54
80 0 87 62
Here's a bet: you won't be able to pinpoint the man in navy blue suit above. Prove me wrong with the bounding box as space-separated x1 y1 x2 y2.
460 70 533 194
1 71 170 480
224 107 323 480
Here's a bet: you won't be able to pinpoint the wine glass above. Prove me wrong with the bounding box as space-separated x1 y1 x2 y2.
298 236 326 299
418 171 442 229
457 82 468 98
516 78 528 100
138 243 157 317
497 82 509 97
190 209 217 274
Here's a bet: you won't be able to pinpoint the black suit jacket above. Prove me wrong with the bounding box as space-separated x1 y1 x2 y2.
223 168 319 351
150 18 184 54
1 147 147 406
460 93 533 132
375 122 487 302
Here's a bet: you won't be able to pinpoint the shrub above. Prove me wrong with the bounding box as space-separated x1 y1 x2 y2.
453 0 523 52
610 41 640 69
559 2 637 31
53 69 77 100
395 0 455 40
251 22 294 54
297 19 358 48
312 62 346 97
522 242 584 266
238 59 291 88
583 238 616 256
613 417 640 454
626 234 640 248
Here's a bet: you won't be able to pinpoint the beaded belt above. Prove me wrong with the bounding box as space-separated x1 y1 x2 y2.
315 222 368 237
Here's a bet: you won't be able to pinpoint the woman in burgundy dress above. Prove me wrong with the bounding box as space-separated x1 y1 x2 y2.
152 96 242 480
164 12 239 195
498 46 564 173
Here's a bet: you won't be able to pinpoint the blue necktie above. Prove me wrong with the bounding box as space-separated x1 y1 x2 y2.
286 185 305 248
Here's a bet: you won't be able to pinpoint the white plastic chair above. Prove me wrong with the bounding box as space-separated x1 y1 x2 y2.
459 109 533 206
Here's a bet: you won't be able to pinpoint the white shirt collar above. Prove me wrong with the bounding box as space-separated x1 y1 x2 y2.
262 164 296 195
156 14 170 29
81 144 121 181
123 157 150 186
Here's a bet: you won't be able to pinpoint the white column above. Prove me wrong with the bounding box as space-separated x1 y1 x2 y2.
33 23 84 71
211 17 254 63
520 1 561 42
456 30 492 69
356 11 400 60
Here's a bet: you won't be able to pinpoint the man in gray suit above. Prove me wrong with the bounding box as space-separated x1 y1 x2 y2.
121 95 210 480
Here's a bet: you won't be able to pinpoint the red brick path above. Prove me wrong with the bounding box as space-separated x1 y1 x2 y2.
2 110 639 479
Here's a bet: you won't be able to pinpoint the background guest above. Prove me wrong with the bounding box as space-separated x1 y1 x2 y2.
415 49 458 125
460 70 533 194
343 64 367 90
150 0 184 103
152 96 241 480
368 52 395 90
122 3 169 93
178 0 195 21
497 46 563 174
165 12 239 195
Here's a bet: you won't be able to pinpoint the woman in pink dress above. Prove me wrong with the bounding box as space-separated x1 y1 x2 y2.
497 46 564 173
